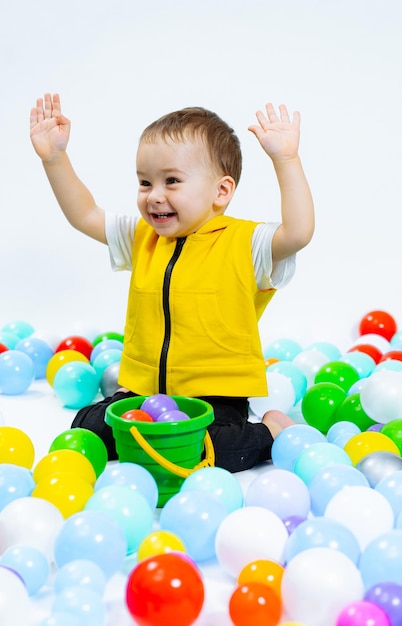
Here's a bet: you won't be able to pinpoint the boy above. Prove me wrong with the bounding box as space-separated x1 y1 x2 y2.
30 94 314 472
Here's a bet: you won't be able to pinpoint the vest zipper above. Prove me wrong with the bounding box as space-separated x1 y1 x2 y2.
158 236 187 393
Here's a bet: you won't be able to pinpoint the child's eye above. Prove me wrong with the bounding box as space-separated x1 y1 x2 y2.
139 180 151 187
166 177 180 185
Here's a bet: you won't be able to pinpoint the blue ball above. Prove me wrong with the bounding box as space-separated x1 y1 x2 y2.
95 462 158 510
306 341 341 361
0 330 26 349
293 442 353 485
0 350 35 394
52 586 106 626
160 489 228 562
327 421 361 444
54 560 106 597
0 464 35 510
90 340 123 363
0 545 50 595
15 337 54 379
1 320 35 340
180 466 244 513
92 349 122 379
308 464 369 516
37 613 81 626
264 337 302 361
53 362 99 409
340 352 376 379
359 529 402 588
271 423 326 471
267 361 307 404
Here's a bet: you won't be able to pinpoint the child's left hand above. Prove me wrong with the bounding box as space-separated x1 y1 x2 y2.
248 102 300 161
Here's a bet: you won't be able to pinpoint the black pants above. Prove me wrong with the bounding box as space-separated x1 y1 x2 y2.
71 391 274 473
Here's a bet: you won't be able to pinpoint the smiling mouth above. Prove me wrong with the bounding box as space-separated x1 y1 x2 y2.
151 212 176 220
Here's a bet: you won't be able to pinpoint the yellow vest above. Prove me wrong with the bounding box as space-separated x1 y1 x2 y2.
118 214 276 397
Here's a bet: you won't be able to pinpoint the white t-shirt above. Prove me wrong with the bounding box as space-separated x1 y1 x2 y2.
105 212 296 291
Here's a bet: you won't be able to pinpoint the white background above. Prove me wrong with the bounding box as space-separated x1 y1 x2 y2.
1 0 401 353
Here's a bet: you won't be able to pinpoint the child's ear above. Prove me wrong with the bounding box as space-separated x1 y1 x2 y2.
214 176 236 208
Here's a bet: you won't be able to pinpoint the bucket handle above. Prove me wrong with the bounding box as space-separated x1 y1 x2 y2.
129 425 215 478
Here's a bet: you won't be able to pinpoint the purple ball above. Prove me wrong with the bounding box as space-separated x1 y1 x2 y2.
155 410 190 423
140 394 179 420
365 581 402 626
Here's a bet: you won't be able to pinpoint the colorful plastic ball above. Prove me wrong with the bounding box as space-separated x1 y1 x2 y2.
215 507 288 577
380 350 402 363
37 612 82 626
137 530 187 561
249 372 296 416
364 581 402 626
0 544 50 595
308 464 369 516
284 517 360 565
99 361 120 397
141 394 179 419
301 382 347 434
0 331 21 349
0 496 64 561
0 350 35 395
53 361 100 410
344 431 400 466
180 466 244 513
283 514 306 535
54 559 106 597
2 320 34 339
237 559 284 598
95 462 158 510
315 361 360 393
92 331 124 347
381 419 402 454
358 453 402 488
245 468 310 520
375 359 402 374
155 409 190 422
121 409 154 422
359 529 402 589
327 420 361 443
90 339 123 363
0 463 35 510
266 360 307 404
159 489 228 562
353 333 391 354
340 351 376 379
324 486 394 551
281 547 364 626
33 449 97 486
349 343 383 364
375 470 402 518
55 335 93 360
336 600 391 626
92 348 122 379
306 341 341 361
359 310 398 342
126 552 204 626
0 566 30 626
54 510 127 578
292 349 330 387
32 471 95 518
46 350 89 386
0 343 8 354
49 428 108 478
271 423 326 472
294 442 352 485
391 331 402 349
334 393 377 431
52 586 106 626
264 337 302 361
0 426 35 469
85 485 153 555
360 370 402 424
229 582 281 626
15 337 53 379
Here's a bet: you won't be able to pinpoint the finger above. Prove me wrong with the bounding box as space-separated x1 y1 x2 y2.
292 110 301 126
44 93 52 119
255 110 269 131
35 97 44 123
278 104 290 123
52 93 61 117
265 103 279 123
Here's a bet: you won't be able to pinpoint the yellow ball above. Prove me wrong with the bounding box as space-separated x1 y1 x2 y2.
137 530 186 561
344 430 400 465
46 350 89 386
0 426 35 469
32 471 94 518
33 449 97 486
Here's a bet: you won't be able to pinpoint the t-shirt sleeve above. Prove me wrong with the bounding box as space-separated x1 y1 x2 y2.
104 212 138 271
252 222 296 290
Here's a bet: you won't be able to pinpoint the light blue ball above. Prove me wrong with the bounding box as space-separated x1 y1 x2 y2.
52 586 106 626
54 560 106 597
264 337 302 361
306 341 341 361
95 462 158 510
375 470 402 519
308 464 369 516
0 464 35 510
0 330 27 349
340 351 376 379
284 517 360 565
1 320 35 340
245 468 310 520
0 350 35 394
359 529 402 589
180 466 244 513
90 340 123 363
85 485 153 555
37 612 81 626
327 421 361 443
0 544 50 595
271 423 326 472
15 337 54 379
92 349 122 379
53 362 99 409
160 489 228 562
267 361 307 404
293 442 353 485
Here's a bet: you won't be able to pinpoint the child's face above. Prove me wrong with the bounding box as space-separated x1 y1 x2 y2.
136 136 225 238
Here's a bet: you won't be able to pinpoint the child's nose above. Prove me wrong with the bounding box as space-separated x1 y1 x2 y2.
148 185 165 202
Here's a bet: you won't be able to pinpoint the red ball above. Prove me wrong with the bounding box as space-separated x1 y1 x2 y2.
348 344 383 363
229 582 282 626
126 553 204 626
0 343 9 354
121 409 154 422
379 350 402 363
55 335 93 360
359 310 397 342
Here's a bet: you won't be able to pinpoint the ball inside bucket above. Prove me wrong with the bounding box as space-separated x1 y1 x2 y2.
105 396 214 507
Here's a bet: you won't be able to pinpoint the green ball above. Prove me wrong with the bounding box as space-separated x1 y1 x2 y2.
49 428 108 478
334 393 377 431
301 382 347 434
92 332 124 347
381 419 402 454
315 361 360 392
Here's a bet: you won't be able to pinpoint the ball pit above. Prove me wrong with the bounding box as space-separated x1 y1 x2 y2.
2 310 402 624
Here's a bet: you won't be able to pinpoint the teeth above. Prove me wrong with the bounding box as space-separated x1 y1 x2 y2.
155 213 171 218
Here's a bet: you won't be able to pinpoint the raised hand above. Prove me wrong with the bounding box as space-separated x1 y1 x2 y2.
30 93 71 162
248 102 300 161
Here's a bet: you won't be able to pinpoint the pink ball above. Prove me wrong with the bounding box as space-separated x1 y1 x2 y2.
336 600 391 626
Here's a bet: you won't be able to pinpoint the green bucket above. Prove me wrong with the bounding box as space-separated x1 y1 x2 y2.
105 396 215 507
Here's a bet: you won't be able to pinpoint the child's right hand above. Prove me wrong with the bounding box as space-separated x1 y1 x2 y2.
30 93 70 162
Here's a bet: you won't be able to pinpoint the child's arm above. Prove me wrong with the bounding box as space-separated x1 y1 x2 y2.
30 93 106 244
248 102 314 262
